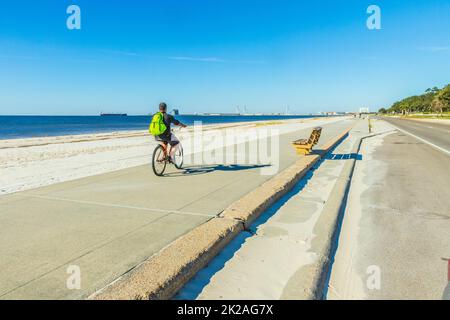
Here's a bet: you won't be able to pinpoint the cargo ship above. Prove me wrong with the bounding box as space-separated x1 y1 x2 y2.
100 113 127 116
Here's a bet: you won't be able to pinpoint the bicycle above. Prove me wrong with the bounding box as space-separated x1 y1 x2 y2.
151 130 184 176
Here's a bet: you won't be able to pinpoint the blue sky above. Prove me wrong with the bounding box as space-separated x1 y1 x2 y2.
0 0 449 115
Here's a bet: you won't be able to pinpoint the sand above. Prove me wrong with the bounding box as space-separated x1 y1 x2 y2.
0 117 347 196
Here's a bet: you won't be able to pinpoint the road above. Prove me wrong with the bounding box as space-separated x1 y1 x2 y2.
0 119 353 299
328 118 450 299
380 117 450 154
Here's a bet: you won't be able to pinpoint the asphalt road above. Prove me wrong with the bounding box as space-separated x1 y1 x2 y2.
328 118 450 299
379 117 450 154
0 119 354 299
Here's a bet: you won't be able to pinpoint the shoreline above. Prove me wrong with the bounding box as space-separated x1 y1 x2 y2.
0 115 337 142
0 117 348 196
0 117 334 148
0 120 285 149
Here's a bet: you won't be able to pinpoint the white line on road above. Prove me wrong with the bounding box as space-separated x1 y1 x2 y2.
389 124 450 156
22 193 217 218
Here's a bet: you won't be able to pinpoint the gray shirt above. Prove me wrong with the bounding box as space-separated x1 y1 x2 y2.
157 112 180 140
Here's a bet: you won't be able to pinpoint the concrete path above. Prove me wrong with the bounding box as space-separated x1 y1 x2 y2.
0 119 353 299
327 118 450 299
175 119 369 300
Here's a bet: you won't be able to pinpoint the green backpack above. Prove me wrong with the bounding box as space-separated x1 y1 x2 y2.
149 112 167 136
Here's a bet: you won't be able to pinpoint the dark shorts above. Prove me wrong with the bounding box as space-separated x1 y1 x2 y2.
156 133 180 146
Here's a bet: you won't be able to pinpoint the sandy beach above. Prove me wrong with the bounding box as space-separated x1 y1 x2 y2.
0 117 346 196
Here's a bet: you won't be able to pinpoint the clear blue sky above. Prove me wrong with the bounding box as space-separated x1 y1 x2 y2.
0 0 449 115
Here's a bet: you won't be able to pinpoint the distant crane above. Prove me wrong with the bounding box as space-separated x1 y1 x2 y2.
285 105 291 115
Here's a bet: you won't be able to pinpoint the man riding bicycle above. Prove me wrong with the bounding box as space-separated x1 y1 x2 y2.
152 102 187 161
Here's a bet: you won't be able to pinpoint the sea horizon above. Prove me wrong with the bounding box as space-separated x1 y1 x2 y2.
0 114 332 140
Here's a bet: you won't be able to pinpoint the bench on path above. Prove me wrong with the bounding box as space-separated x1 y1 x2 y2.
292 127 322 155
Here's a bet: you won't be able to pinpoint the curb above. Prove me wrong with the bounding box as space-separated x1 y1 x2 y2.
91 125 353 300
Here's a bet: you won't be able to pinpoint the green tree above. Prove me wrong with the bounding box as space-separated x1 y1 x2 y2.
440 85 450 104
431 85 450 114
426 87 440 94
387 85 447 113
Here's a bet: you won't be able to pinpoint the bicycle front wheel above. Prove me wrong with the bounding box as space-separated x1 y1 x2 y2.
173 144 184 169
152 145 166 176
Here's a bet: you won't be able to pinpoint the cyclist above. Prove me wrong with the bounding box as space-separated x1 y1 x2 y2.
153 102 187 161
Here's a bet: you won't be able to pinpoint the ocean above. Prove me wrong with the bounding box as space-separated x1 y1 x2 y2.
0 115 324 140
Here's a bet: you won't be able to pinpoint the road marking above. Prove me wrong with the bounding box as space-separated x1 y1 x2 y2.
23 193 217 218
389 124 450 156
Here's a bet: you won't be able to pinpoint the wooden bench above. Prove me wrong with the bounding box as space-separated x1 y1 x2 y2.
292 127 322 155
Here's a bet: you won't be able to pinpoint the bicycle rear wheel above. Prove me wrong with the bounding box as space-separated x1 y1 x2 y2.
152 145 166 176
173 144 184 169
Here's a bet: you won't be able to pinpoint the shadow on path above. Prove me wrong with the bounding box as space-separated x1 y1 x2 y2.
164 164 270 177
325 153 362 161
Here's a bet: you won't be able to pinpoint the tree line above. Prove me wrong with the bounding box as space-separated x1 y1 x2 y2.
379 84 450 114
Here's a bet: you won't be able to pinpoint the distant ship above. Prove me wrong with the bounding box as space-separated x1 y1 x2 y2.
100 113 127 116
